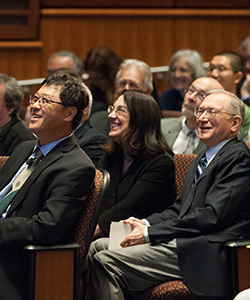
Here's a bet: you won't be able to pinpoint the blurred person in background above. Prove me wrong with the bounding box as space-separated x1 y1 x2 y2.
89 58 154 136
159 49 206 118
83 46 123 113
161 77 224 154
238 35 250 106
46 49 83 77
0 73 36 156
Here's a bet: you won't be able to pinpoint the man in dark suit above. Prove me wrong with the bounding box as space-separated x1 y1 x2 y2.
0 73 95 299
85 89 250 300
0 73 36 156
74 84 107 166
161 77 223 154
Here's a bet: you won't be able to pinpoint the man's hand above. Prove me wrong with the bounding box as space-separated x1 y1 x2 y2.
94 224 104 237
120 217 147 247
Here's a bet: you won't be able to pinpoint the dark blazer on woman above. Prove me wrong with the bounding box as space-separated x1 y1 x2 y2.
98 147 176 235
147 138 250 298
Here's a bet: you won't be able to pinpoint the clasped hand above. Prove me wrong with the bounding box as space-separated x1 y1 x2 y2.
119 217 147 248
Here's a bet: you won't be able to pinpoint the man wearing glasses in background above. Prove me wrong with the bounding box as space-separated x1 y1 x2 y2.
85 89 250 300
161 77 223 154
0 73 95 300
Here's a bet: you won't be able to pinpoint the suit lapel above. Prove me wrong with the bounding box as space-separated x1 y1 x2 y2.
7 136 77 214
0 141 36 190
162 117 183 148
179 137 240 217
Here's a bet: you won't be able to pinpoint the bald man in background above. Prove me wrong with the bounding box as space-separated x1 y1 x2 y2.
161 77 223 154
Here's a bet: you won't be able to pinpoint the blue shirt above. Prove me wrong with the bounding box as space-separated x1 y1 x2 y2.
0 134 72 217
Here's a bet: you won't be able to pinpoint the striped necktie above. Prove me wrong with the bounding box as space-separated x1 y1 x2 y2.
196 154 207 180
0 148 43 215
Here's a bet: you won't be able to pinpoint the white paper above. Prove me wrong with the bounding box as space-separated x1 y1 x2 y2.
108 222 132 250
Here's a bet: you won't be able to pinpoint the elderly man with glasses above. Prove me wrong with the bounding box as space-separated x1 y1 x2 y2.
161 77 224 154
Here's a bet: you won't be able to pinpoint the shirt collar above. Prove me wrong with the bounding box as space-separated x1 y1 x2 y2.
205 138 233 164
181 117 199 137
34 133 73 157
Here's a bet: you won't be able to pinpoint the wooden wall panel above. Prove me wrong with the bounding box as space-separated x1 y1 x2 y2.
0 8 250 86
41 0 250 9
40 10 177 74
40 9 250 73
42 0 174 8
0 43 43 80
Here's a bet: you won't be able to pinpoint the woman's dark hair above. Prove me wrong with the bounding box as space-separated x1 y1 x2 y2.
103 90 173 157
41 73 89 129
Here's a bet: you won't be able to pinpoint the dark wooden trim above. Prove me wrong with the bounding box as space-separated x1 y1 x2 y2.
0 0 40 40
0 41 43 49
41 0 250 9
41 8 250 18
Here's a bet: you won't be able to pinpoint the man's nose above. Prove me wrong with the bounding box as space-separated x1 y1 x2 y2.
209 68 219 78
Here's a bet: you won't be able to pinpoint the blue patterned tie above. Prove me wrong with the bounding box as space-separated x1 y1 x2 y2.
0 148 43 215
196 154 207 180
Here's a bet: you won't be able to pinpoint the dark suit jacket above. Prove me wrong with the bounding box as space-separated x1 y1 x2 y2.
0 116 36 156
98 147 176 235
0 135 95 299
159 88 183 111
89 111 110 136
147 138 250 298
161 116 206 154
74 122 107 166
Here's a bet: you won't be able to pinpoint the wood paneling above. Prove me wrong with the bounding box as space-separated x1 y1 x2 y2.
42 0 174 8
41 0 250 9
0 0 40 40
40 9 250 70
0 7 250 85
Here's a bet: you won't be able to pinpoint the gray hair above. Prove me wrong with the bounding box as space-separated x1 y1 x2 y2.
205 89 245 123
238 36 250 53
82 81 93 118
115 59 153 92
169 49 206 79
0 73 24 116
48 50 83 76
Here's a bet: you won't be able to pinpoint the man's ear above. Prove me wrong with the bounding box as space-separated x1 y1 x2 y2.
64 106 77 122
231 115 242 133
234 71 243 85
7 106 15 117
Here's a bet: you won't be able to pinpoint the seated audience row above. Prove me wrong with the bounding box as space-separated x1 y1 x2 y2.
85 89 250 300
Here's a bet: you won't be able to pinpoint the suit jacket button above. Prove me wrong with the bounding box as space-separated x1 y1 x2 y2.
156 239 161 243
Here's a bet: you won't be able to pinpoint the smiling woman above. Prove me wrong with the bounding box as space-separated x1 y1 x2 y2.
93 90 176 238
159 49 206 116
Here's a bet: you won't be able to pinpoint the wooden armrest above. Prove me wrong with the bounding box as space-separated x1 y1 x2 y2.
23 242 81 251
225 240 250 248
23 243 81 300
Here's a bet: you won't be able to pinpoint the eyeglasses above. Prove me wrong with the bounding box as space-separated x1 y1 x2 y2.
29 95 66 107
107 105 129 116
194 107 236 119
117 80 142 90
207 65 233 73
185 86 206 101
